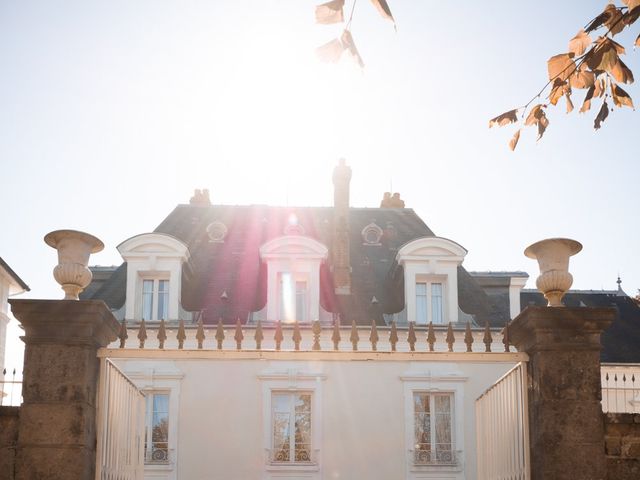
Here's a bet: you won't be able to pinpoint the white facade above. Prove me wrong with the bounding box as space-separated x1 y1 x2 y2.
111 351 519 480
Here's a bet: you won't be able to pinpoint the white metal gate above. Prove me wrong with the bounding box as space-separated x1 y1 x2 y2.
95 358 145 480
476 362 530 480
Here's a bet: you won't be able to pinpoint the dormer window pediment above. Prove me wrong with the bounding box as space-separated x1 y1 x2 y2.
118 233 190 322
396 237 467 325
260 236 328 323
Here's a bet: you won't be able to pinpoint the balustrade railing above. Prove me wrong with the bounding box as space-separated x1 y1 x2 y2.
476 362 530 480
95 358 145 480
601 364 640 413
109 318 516 354
0 368 22 406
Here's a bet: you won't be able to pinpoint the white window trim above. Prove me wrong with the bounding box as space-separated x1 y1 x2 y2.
401 366 467 478
140 275 170 321
118 362 184 480
415 276 446 325
278 272 310 322
259 366 326 479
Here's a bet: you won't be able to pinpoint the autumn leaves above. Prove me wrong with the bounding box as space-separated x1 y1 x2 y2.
315 0 395 67
491 1 639 151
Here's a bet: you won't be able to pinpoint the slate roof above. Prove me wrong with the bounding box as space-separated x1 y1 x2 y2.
86 203 495 325
521 290 640 363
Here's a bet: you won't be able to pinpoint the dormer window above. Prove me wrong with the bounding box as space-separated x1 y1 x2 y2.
396 237 467 325
259 236 328 323
416 280 444 324
142 278 169 321
117 233 190 322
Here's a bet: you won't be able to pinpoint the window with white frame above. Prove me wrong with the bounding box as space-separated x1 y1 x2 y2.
259 368 324 478
271 392 313 463
413 392 454 465
415 280 444 325
141 278 169 321
145 392 170 463
278 273 309 322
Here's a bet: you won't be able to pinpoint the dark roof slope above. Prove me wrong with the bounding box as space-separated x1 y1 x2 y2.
88 204 493 325
521 290 640 363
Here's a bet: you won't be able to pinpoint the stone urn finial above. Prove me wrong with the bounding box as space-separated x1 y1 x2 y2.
524 238 582 307
44 229 104 300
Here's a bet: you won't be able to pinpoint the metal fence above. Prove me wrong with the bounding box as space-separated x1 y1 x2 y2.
1 368 22 406
476 362 530 480
95 358 145 480
601 363 640 413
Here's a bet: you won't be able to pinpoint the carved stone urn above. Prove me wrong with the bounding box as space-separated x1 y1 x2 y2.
44 229 104 300
524 238 582 307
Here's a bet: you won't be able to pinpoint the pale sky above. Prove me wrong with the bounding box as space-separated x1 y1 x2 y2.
2 1 639 371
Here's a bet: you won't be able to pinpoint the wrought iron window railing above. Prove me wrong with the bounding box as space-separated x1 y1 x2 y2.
410 448 460 466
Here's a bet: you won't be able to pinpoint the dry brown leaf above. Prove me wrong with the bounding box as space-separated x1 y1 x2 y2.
340 30 365 68
537 114 549 140
315 0 345 25
489 109 518 128
611 57 634 84
611 84 634 108
549 78 566 105
585 6 612 33
548 53 576 82
524 104 549 140
369 0 395 24
565 93 574 113
508 129 521 151
568 29 592 56
580 85 595 113
603 3 625 36
525 104 545 126
569 63 595 89
622 0 640 11
625 6 640 26
594 100 609 129
636 33 640 47
587 37 620 72
316 38 345 63
594 77 606 97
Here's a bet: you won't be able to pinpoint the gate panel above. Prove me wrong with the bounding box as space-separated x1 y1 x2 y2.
96 358 145 480
476 362 530 480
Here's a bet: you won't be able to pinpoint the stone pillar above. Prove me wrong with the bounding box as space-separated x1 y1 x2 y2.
8 299 119 480
509 306 616 480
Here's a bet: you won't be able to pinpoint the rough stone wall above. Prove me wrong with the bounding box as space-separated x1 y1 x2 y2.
605 412 640 480
0 406 19 480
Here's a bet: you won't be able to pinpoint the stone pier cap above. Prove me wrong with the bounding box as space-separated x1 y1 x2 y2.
8 299 120 347
509 305 616 352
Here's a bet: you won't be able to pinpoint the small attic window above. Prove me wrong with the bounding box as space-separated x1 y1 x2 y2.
362 223 383 245
206 221 228 243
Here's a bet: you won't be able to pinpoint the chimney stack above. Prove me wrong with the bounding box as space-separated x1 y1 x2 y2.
332 158 352 295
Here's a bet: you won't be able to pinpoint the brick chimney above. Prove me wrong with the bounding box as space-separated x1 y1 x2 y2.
332 158 352 295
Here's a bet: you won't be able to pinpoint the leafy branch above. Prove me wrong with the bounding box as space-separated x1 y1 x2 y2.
314 0 395 67
490 1 640 151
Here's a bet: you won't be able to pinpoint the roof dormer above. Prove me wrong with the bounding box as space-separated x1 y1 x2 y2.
259 235 328 323
396 237 467 325
118 233 190 322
